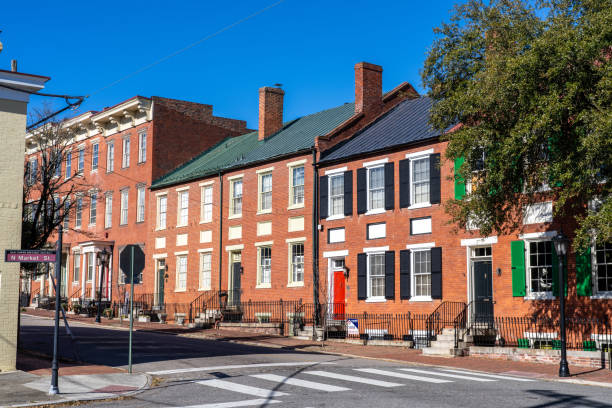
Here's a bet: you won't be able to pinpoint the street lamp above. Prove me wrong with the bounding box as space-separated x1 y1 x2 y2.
95 248 110 323
552 231 570 377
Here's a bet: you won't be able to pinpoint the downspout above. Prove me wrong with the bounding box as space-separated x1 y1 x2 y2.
312 148 320 330
218 172 223 299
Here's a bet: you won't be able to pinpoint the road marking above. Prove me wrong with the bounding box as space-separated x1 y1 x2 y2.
441 369 535 382
251 373 351 392
174 399 281 408
149 361 333 375
196 379 288 397
400 368 496 382
355 368 452 384
304 371 403 387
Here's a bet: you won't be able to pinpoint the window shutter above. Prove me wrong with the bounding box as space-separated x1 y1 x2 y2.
357 253 367 300
511 240 526 297
430 153 441 204
319 175 328 220
385 250 395 299
430 247 442 299
551 245 568 297
454 157 466 200
399 159 410 208
357 168 367 214
400 249 411 299
344 171 353 216
575 247 592 297
384 162 394 210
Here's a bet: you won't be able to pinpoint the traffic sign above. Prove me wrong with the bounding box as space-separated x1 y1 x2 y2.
5 249 56 263
119 245 145 284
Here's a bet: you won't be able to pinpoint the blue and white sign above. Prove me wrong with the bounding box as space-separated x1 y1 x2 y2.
346 318 359 335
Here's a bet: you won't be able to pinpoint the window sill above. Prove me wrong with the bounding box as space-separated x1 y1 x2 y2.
326 214 345 221
409 296 433 302
364 208 386 216
256 283 272 289
198 287 212 292
91 169 98 174
287 204 305 211
155 227 166 231
287 282 304 288
365 297 387 303
228 214 242 220
199 220 212 224
524 293 555 300
257 209 272 215
407 203 431 210
176 223 188 228
590 293 612 299
175 288 187 293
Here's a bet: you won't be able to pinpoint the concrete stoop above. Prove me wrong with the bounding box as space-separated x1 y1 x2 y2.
421 328 472 357
188 310 219 329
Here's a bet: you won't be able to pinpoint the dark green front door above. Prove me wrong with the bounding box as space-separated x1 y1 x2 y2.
473 260 494 321
157 259 166 306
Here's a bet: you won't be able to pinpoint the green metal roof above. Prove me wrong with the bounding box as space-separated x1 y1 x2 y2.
151 131 260 189
151 102 356 189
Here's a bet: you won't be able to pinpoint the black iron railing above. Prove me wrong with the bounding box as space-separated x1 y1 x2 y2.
425 301 466 345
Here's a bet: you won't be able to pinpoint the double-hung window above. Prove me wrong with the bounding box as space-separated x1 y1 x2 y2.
259 172 272 212
138 132 147 163
230 179 243 217
107 141 114 172
28 159 38 185
65 151 72 179
412 249 432 298
411 157 430 205
290 166 305 206
75 196 83 228
527 240 553 295
201 185 213 223
368 252 385 298
73 253 80 283
120 189 128 225
177 190 189 226
105 193 112 228
595 243 612 294
176 255 187 291
329 174 344 217
368 166 385 211
199 252 212 290
89 192 97 226
122 137 130 168
63 198 70 229
137 186 145 223
53 154 61 178
86 253 94 282
157 194 167 229
257 247 272 287
289 242 304 285
91 143 99 171
77 148 85 174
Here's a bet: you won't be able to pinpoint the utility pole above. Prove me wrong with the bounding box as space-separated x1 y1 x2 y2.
49 226 62 395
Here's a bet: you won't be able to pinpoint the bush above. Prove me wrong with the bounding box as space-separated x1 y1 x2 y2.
72 304 82 314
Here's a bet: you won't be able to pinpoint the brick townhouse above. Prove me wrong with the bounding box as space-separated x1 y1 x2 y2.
147 63 418 316
25 96 250 307
317 95 612 323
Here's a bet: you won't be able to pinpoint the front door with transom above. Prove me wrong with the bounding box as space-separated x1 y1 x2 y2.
156 259 166 307
471 246 494 322
229 251 242 307
331 258 346 319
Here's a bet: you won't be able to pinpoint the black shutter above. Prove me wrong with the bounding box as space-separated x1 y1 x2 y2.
319 175 328 219
385 250 395 299
399 159 410 208
357 168 367 214
357 253 367 300
430 153 441 204
384 162 394 210
344 171 353 216
431 247 442 299
400 249 411 299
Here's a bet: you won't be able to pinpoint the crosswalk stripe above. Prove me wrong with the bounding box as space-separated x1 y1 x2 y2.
400 368 496 382
149 361 332 375
440 369 535 382
355 368 452 384
304 371 403 387
251 373 351 392
196 379 288 397
174 399 281 408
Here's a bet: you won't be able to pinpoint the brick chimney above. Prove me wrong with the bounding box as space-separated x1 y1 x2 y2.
258 86 284 141
354 62 383 116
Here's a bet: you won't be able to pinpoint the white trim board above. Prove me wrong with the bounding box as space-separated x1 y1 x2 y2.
460 236 498 246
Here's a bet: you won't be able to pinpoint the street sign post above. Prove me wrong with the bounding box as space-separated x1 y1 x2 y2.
5 249 56 263
49 227 63 395
119 245 145 374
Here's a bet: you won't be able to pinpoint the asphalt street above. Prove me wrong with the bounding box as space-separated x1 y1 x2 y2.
20 314 612 408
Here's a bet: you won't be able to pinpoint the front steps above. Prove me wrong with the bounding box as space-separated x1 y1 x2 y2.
421 328 473 357
188 309 219 329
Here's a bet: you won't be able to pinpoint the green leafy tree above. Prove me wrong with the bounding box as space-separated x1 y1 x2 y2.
422 0 611 248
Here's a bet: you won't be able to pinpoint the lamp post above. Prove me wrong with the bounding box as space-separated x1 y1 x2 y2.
95 248 110 323
552 232 570 377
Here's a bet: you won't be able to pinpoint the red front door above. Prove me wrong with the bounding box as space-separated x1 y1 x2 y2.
333 271 346 319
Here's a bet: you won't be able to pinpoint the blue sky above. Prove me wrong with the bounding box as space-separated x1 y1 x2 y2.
1 0 458 128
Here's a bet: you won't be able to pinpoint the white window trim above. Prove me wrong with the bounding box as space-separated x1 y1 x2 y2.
363 246 389 253
177 190 189 227
286 159 307 167
199 252 212 291
156 194 167 231
323 250 349 258
256 246 272 288
326 214 345 221
256 166 275 174
365 164 386 214
255 240 274 247
287 240 306 287
227 173 244 181
410 247 433 302
288 165 305 210
518 231 557 240
199 180 214 187
285 237 306 243
407 202 432 210
408 154 432 207
257 171 273 214
406 242 436 250
366 251 386 302
591 242 612 299
197 248 213 253
522 237 556 299
229 178 243 218
405 148 434 159
176 186 190 192
175 255 188 292
152 253 167 259
362 158 388 167
324 166 347 176
200 185 213 224
460 236 498 246
225 244 244 251
327 173 345 219
174 250 189 256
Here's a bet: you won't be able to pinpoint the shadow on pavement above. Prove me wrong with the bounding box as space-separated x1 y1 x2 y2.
526 389 612 408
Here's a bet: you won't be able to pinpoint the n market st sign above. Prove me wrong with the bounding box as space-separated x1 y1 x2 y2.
5 249 56 263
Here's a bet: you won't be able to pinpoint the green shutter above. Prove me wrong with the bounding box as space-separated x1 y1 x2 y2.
575 247 592 296
511 240 526 297
552 245 568 297
454 157 466 200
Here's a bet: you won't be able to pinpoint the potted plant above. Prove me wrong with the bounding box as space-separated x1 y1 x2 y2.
103 308 113 319
72 303 82 315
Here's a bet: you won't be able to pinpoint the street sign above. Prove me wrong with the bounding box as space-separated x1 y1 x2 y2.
5 249 56 263
119 245 145 284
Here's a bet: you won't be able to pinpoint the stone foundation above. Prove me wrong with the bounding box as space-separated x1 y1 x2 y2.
469 346 611 368
218 322 284 335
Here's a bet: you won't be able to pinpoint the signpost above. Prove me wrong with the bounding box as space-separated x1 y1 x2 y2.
119 245 145 374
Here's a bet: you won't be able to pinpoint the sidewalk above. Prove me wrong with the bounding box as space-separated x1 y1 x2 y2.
183 328 612 387
0 351 148 408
